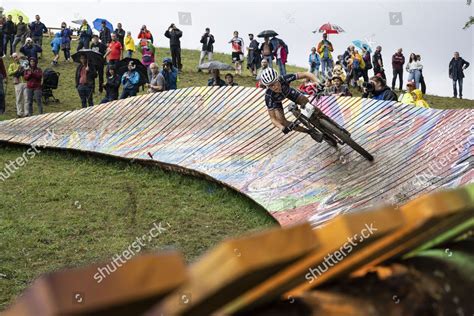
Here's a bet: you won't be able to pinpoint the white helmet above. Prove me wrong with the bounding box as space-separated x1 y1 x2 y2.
260 68 279 86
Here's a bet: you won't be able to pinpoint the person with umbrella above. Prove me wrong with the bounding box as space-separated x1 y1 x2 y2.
75 54 97 108
4 15 16 56
77 20 93 51
60 22 73 62
259 37 274 68
246 34 261 77
90 35 107 93
120 60 140 99
317 33 334 78
99 20 112 44
12 16 28 53
229 31 244 75
114 23 126 48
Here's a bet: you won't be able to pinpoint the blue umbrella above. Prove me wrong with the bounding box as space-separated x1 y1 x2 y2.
93 18 113 32
352 40 372 53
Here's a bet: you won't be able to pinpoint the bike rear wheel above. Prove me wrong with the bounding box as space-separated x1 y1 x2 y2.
319 118 374 161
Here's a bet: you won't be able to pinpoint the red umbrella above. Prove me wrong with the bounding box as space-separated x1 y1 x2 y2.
314 22 345 34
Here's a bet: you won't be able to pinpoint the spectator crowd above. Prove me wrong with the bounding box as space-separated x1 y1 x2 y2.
0 12 471 117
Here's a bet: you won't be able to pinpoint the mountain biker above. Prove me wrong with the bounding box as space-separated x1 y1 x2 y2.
260 67 324 142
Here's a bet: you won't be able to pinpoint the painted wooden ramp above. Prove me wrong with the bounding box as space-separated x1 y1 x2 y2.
0 86 472 227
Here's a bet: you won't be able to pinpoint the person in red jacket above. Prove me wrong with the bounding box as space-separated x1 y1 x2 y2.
138 25 154 47
23 57 43 116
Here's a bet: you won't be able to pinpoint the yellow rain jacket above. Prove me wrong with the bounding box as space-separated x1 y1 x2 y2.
398 92 415 104
413 89 430 108
125 36 136 52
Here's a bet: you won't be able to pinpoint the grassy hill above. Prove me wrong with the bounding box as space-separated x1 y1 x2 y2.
0 38 472 309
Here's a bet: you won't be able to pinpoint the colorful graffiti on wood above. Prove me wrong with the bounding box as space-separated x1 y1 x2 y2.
0 86 472 227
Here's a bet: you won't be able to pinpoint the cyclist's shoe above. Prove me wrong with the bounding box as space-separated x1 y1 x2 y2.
282 122 300 134
309 130 324 142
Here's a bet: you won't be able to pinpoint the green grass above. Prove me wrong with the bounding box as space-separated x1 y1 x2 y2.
0 145 276 309
0 38 472 309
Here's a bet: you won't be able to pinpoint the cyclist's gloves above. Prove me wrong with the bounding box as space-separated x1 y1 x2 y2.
282 122 299 134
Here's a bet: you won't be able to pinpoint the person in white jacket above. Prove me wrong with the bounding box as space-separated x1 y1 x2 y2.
406 53 423 89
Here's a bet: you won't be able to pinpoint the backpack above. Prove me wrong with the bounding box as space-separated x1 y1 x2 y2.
352 58 360 70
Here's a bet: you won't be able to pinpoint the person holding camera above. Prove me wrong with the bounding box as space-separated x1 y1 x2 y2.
8 53 28 117
120 60 140 99
164 23 183 71
20 38 42 60
362 75 397 101
138 25 153 47
198 27 214 70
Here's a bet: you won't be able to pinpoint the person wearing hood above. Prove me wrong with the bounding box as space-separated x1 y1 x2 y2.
398 80 416 104
50 33 62 65
161 57 178 90
412 89 430 108
60 22 73 62
20 38 43 60
362 75 397 101
23 57 43 115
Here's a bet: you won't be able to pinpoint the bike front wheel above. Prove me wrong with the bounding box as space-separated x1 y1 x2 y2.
319 118 374 161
